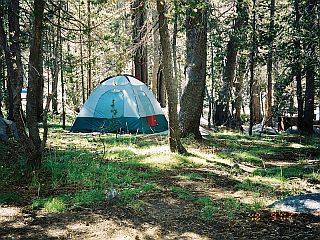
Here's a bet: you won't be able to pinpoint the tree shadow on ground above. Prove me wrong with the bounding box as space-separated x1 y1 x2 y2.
1 134 320 239
1 197 320 240
1 163 319 239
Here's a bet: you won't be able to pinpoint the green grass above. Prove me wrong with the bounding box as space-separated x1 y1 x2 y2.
171 187 194 201
195 196 212 206
249 199 265 211
32 197 68 213
253 164 320 180
199 205 219 220
128 200 145 212
220 197 242 219
235 179 273 192
218 151 264 167
0 143 28 187
44 149 159 190
179 172 204 181
120 183 160 204
74 189 105 207
304 171 320 183
28 140 163 211
44 197 67 213
0 192 22 204
120 188 141 204
140 183 160 192
2 126 320 222
170 186 264 221
31 190 105 212
174 155 198 168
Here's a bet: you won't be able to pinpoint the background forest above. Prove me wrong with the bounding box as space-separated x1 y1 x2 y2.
0 0 320 166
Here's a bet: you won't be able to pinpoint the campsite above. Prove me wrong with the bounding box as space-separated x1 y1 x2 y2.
0 0 320 239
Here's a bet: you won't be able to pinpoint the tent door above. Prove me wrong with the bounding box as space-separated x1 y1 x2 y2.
137 91 158 127
94 90 124 118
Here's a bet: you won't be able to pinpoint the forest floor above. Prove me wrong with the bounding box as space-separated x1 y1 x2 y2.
1 125 320 239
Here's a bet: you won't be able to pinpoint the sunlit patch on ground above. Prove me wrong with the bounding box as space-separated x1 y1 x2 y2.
1 128 320 239
0 207 21 223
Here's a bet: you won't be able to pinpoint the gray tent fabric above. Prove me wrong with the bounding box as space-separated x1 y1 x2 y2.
0 117 18 142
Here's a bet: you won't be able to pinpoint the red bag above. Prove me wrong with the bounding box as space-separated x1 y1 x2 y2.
147 115 157 127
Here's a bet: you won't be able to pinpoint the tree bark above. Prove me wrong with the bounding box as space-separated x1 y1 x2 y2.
60 4 66 130
156 0 186 154
217 38 237 125
235 54 246 123
303 0 316 135
252 81 262 123
216 0 248 126
151 8 159 96
172 0 179 91
179 0 208 139
210 41 215 126
249 0 257 136
157 66 166 107
265 0 276 126
87 0 93 95
0 0 35 155
0 47 4 117
0 8 13 120
51 33 59 114
132 0 148 85
293 0 303 132
27 0 45 167
79 1 86 104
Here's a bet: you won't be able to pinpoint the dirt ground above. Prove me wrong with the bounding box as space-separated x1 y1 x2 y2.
1 128 320 239
1 199 320 240
1 168 320 240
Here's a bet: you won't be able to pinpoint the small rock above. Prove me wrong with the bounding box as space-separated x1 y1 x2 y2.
105 189 119 204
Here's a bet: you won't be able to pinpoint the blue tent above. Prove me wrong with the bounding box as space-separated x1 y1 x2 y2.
71 75 168 134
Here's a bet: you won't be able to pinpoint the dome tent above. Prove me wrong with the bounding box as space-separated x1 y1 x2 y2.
70 74 168 134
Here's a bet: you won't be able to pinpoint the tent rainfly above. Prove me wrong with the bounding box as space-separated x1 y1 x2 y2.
70 75 168 134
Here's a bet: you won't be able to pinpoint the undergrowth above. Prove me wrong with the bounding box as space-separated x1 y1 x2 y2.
1 127 320 220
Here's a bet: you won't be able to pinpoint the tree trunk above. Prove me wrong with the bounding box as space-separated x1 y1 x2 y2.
0 47 4 117
0 0 35 156
265 0 276 126
157 65 166 107
79 1 86 104
210 42 215 125
253 81 262 123
87 0 93 95
0 33 13 120
172 0 178 86
51 6 60 114
151 7 161 98
235 54 246 123
27 0 45 167
132 0 148 85
60 4 66 130
156 0 186 154
179 1 208 139
293 0 303 132
205 86 212 128
217 38 237 125
0 6 15 122
249 0 257 136
302 0 316 135
216 0 248 126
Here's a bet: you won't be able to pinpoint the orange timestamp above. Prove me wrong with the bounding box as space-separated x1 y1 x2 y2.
251 210 296 222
